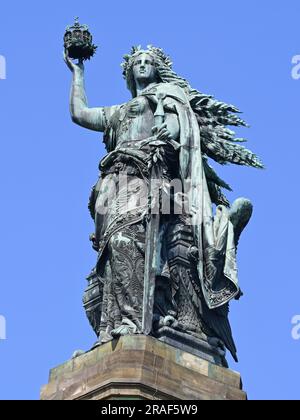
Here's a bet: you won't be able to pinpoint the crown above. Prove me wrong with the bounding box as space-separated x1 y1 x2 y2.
64 17 97 61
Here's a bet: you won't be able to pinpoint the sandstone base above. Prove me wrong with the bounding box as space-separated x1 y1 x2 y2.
41 335 246 400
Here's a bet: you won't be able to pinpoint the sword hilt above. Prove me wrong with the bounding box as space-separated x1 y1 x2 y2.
154 92 166 128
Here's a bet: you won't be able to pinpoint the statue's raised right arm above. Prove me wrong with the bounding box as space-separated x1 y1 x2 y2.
64 50 106 132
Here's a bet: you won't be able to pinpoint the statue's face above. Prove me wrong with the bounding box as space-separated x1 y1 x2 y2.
132 53 157 85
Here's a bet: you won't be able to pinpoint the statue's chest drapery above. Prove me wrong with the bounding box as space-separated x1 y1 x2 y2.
101 94 181 180
112 96 155 146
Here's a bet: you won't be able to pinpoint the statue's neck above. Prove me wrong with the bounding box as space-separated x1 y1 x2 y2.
135 81 158 96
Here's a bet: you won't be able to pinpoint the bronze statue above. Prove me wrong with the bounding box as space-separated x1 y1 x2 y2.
64 44 262 366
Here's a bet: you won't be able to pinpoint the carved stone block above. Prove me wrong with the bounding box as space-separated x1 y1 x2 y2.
41 335 246 400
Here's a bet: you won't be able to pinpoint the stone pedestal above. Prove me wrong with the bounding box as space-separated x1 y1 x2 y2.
41 335 246 400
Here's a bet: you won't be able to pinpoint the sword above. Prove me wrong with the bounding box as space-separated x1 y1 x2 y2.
142 92 165 335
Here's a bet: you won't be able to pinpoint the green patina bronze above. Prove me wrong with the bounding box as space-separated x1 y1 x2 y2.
64 40 262 366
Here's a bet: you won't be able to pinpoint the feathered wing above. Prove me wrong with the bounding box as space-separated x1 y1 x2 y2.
186 90 263 207
189 91 263 163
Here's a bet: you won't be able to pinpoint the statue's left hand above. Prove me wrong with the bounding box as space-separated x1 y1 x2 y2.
145 123 180 168
152 123 173 142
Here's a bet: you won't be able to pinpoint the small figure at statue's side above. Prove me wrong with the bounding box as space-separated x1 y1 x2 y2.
64 39 262 366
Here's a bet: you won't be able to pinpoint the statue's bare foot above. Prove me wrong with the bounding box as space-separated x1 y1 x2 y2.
95 331 114 346
111 318 138 337
229 198 253 247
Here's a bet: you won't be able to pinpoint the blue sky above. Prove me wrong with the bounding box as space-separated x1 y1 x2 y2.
0 0 299 400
